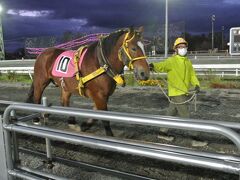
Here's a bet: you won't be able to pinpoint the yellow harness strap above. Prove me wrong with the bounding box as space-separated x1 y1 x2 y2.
74 46 87 81
74 46 125 96
77 66 108 96
82 65 108 84
113 74 125 86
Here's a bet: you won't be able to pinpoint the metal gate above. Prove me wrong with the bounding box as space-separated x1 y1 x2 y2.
0 98 240 179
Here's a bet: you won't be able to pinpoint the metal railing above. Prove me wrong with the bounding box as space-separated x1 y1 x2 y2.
1 99 240 179
0 66 34 74
1 58 240 77
1 65 239 77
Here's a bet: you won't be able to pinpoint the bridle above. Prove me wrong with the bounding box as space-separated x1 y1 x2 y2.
118 31 147 70
95 30 147 87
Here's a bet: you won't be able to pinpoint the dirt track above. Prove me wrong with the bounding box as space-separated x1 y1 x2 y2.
0 82 240 179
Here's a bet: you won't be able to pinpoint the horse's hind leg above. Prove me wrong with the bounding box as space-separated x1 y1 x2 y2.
33 78 51 104
32 78 51 124
26 83 34 103
60 89 80 131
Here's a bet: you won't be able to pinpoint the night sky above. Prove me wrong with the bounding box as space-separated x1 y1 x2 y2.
2 0 240 52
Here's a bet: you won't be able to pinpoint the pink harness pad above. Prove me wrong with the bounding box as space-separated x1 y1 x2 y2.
52 49 87 78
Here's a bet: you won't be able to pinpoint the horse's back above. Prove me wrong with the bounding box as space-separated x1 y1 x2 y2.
36 47 65 65
34 48 65 77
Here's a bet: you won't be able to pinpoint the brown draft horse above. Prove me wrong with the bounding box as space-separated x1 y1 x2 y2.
26 27 150 136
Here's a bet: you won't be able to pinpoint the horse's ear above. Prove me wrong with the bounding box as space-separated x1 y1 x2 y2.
128 26 135 37
137 26 144 33
136 26 144 39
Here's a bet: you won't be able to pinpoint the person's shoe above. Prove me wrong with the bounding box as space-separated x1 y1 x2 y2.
191 140 208 147
68 124 81 132
159 127 169 133
157 132 175 141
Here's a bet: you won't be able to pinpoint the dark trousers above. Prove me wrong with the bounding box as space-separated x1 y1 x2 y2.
167 95 190 118
160 95 190 133
163 95 202 139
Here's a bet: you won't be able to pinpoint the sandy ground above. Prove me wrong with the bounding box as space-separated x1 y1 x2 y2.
0 82 240 179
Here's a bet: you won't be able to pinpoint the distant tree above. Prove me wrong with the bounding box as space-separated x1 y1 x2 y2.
5 48 26 59
185 32 213 51
75 32 86 39
62 31 74 43
13 48 25 59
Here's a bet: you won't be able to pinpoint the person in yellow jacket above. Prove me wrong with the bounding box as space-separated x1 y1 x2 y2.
149 38 207 147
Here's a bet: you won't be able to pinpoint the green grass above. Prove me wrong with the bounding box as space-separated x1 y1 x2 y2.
0 72 240 90
0 72 32 84
124 73 138 86
124 72 240 89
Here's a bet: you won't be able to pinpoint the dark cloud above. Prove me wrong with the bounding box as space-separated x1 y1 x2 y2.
2 0 240 52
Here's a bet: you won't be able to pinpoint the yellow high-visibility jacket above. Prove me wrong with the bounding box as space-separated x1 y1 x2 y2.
152 55 200 97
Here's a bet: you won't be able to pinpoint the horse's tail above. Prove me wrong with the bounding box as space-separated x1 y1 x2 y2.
26 82 34 103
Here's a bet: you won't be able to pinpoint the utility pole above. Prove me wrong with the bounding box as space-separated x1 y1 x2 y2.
222 26 225 50
0 4 5 60
211 15 216 51
164 0 168 58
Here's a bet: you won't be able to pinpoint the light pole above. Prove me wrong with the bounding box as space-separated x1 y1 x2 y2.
222 26 225 50
211 15 215 51
164 0 168 58
0 4 5 60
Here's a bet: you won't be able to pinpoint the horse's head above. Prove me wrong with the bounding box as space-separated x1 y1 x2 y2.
118 27 150 81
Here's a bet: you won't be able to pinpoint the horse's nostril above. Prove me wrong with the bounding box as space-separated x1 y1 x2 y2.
140 72 145 77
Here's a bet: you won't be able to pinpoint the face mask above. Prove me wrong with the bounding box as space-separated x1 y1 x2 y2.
177 48 187 56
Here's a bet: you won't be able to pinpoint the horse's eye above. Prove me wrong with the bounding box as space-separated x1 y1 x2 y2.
131 47 137 51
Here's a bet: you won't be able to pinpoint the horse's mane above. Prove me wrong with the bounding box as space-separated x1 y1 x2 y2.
87 29 127 57
102 29 127 57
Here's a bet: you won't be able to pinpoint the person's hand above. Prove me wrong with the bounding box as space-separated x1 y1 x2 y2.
149 63 154 71
194 85 200 94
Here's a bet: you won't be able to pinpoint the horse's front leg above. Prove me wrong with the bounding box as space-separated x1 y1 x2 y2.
81 94 113 136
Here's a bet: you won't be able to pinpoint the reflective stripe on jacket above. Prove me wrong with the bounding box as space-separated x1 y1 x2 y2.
153 55 200 97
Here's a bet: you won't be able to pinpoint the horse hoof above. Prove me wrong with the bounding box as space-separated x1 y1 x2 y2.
80 122 92 132
32 117 41 125
68 124 81 132
68 117 76 124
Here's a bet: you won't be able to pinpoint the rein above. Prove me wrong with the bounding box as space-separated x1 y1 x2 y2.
151 73 197 111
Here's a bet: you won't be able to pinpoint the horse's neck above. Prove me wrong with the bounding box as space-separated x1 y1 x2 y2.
107 35 125 74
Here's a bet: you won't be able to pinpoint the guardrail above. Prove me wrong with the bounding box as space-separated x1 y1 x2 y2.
0 67 34 80
1 98 240 179
1 55 240 62
0 67 34 74
0 63 240 77
148 55 240 61
193 64 240 77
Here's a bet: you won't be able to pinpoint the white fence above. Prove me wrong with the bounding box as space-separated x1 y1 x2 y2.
148 55 240 61
0 67 34 74
193 64 240 77
0 65 239 77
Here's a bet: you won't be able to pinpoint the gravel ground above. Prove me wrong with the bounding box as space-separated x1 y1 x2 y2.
0 82 240 179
